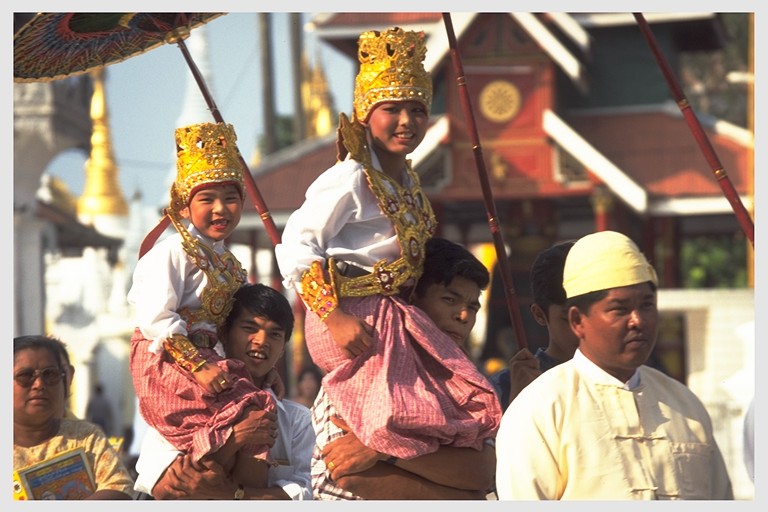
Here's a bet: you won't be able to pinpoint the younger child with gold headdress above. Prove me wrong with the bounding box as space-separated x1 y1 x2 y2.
128 122 276 493
275 27 501 480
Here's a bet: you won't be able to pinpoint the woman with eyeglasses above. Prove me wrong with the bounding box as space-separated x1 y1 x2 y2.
13 335 137 500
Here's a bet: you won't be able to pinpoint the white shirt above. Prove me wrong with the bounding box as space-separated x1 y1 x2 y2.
134 392 315 500
127 224 228 354
274 153 405 293
495 349 733 500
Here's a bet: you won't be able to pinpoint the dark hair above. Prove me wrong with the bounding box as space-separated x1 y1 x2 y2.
13 335 70 396
530 240 575 316
52 338 73 369
223 283 294 341
415 237 490 298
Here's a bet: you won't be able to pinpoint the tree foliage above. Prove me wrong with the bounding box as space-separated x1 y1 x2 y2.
679 13 751 126
680 233 748 288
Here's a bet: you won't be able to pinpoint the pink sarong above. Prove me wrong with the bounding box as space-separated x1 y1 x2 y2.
129 328 275 463
304 295 502 459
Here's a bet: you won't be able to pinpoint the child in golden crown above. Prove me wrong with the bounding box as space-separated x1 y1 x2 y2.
128 123 277 494
275 27 502 482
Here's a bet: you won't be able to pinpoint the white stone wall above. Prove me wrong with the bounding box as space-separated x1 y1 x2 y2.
658 289 754 499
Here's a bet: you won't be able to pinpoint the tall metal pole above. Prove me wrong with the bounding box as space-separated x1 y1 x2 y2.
442 13 528 350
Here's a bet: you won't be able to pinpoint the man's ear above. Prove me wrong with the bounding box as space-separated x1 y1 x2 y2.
179 205 191 219
530 303 547 326
568 306 585 340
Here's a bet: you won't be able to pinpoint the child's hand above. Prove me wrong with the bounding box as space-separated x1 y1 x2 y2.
323 309 374 358
507 348 541 405
192 363 232 394
233 407 279 449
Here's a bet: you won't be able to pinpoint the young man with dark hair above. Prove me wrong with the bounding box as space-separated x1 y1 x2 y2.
134 283 314 500
311 237 497 500
490 240 579 409
410 237 490 354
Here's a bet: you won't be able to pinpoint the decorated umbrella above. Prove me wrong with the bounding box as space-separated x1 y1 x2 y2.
14 12 281 247
441 13 528 350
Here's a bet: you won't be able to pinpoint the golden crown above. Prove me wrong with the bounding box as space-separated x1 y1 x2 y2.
174 122 244 205
353 27 432 122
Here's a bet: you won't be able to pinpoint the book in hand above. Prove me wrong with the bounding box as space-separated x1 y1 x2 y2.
13 447 96 500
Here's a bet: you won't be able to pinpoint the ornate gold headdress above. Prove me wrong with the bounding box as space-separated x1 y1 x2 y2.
172 122 244 207
353 27 432 122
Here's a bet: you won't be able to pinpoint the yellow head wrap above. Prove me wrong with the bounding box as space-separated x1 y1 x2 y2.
563 231 658 299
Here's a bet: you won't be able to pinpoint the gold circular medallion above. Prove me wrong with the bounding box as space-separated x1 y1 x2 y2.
479 80 521 123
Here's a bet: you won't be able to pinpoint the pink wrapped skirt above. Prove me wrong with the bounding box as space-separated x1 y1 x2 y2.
304 295 502 459
129 328 275 463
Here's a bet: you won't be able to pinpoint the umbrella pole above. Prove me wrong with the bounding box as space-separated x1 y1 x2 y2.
442 13 528 351
633 13 754 246
174 37 281 247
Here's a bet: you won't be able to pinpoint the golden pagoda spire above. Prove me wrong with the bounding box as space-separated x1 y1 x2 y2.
250 145 263 168
305 50 334 138
300 51 312 128
78 68 128 218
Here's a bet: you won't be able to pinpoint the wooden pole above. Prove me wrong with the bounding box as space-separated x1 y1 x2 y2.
633 13 754 246
442 13 528 350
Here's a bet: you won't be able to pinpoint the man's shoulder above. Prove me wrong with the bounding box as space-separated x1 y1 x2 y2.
639 366 715 423
278 399 313 428
641 365 685 386
640 366 702 398
280 398 312 415
509 361 576 407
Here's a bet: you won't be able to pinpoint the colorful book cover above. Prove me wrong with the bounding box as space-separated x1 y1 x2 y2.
13 447 95 500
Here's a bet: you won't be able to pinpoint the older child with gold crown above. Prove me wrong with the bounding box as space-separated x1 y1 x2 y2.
275 27 502 469
128 123 275 493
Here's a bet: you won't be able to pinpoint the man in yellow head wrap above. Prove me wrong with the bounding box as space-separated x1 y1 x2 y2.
495 230 733 500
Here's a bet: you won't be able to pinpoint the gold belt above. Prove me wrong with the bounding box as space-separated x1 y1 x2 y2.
329 256 414 298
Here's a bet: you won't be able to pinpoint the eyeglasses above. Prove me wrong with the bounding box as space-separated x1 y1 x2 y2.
14 368 66 388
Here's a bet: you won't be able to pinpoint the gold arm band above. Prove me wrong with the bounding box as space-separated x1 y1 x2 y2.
163 334 207 373
300 261 339 320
